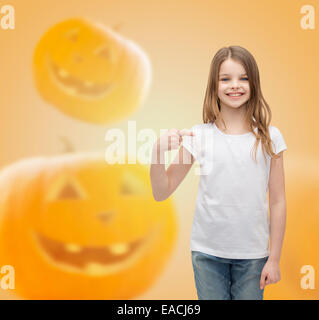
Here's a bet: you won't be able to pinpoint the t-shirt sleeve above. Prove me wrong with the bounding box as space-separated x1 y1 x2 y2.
181 125 199 160
271 126 287 155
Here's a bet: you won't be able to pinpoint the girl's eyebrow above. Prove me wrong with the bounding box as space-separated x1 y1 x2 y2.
219 73 247 76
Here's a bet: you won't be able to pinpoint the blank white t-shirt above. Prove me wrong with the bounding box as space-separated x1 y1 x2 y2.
182 122 287 259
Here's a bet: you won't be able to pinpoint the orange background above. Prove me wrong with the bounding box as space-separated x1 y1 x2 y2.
0 0 318 299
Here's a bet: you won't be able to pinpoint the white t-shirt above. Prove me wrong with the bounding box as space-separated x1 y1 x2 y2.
182 122 287 259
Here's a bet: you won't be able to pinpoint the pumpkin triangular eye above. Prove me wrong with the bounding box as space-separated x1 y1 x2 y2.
95 45 110 59
120 181 134 195
120 171 147 196
46 176 87 202
57 182 82 200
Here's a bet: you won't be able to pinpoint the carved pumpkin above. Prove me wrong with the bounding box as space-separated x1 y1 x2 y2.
0 152 177 299
33 18 151 124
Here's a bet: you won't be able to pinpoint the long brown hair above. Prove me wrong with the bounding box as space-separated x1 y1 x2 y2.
202 46 279 163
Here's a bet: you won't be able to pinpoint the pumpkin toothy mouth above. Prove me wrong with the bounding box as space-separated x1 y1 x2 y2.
47 56 115 99
33 225 161 276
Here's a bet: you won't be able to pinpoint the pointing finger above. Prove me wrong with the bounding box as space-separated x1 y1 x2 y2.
178 129 195 136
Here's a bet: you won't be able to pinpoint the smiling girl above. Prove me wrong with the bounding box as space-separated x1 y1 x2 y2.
150 46 287 300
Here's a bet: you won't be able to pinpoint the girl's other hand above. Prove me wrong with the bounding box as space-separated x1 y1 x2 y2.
260 260 281 290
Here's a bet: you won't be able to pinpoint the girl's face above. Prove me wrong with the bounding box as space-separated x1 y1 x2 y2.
218 58 250 109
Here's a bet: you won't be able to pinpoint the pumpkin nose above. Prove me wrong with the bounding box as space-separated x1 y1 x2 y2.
73 53 83 63
97 211 114 223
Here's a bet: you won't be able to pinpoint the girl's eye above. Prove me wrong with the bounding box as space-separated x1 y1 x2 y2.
220 77 248 81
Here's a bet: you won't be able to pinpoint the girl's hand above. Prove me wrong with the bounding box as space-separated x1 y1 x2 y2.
155 129 195 152
260 260 281 290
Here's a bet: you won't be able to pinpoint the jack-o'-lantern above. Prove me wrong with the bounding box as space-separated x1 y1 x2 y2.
0 152 177 299
33 18 151 124
264 156 319 299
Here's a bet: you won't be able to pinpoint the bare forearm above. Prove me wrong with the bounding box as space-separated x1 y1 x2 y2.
269 201 286 263
150 143 169 201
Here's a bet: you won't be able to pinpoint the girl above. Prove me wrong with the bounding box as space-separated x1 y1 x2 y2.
150 46 287 300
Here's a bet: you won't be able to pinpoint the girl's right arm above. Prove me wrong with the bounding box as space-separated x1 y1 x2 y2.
150 128 195 201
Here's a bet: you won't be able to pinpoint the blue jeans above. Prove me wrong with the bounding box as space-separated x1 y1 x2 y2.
191 250 268 300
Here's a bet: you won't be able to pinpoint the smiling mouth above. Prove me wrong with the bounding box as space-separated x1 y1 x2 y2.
47 56 115 99
226 93 244 96
33 224 161 276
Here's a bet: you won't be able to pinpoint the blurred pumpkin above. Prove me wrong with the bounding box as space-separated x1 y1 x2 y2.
0 152 177 299
264 155 319 299
33 18 151 124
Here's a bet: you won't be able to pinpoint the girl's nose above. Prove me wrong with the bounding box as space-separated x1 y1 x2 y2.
230 81 240 88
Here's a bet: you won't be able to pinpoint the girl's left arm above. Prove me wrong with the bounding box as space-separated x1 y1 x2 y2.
260 151 287 289
268 151 287 263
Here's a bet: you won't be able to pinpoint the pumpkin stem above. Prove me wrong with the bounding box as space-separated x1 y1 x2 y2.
59 136 74 153
112 22 123 31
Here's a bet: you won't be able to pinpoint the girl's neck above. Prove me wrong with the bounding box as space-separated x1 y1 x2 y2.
215 105 250 134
